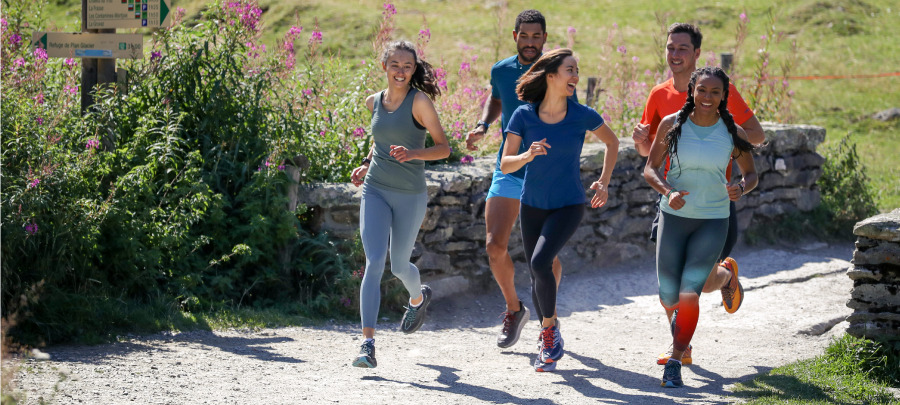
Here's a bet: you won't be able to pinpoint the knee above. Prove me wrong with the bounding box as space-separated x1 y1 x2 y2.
530 256 554 280
485 234 509 259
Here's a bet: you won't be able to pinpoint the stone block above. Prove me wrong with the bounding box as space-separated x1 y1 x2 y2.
853 209 900 242
437 195 465 206
421 206 442 231
853 242 900 266
424 227 453 244
846 266 883 281
425 275 471 301
415 251 452 271
850 284 900 307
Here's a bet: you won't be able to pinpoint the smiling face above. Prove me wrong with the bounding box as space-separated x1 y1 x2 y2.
546 55 579 97
666 32 701 76
382 49 416 90
692 74 725 113
514 22 547 64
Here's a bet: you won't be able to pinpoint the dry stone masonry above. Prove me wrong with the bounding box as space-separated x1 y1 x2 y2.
294 123 826 299
847 209 900 347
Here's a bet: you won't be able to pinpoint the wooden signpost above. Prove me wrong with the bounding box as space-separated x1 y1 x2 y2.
31 0 171 110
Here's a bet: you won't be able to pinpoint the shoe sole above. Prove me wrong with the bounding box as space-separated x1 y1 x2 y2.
661 380 683 388
497 307 529 349
723 258 743 314
402 286 432 334
352 357 376 368
534 359 557 372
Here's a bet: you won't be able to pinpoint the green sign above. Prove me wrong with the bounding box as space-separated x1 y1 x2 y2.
85 0 171 29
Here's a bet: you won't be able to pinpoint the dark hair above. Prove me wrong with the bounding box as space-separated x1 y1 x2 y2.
515 48 572 104
664 66 754 173
515 9 546 33
667 23 702 50
380 40 441 99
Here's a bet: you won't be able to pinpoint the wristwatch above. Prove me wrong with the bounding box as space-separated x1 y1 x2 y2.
361 157 371 166
476 120 490 131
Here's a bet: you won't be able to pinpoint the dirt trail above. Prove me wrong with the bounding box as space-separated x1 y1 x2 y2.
14 242 854 404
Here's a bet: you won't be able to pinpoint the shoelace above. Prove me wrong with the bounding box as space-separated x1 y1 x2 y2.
403 306 419 327
664 362 681 380
499 311 516 335
361 343 374 355
540 328 555 352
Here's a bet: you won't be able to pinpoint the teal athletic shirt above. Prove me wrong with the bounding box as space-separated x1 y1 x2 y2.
661 117 733 219
505 99 604 210
490 55 578 180
365 88 428 194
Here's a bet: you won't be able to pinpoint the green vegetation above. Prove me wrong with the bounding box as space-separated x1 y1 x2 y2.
733 334 900 404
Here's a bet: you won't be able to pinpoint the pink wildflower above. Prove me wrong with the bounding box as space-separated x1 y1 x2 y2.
460 155 474 164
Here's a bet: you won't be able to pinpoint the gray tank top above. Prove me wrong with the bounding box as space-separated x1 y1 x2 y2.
365 88 427 194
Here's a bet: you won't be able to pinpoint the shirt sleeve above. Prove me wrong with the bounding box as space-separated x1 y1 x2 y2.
505 106 526 137
727 83 755 125
585 106 605 131
490 66 501 100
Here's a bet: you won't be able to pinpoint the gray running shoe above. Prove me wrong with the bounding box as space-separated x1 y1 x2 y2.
661 360 684 388
352 340 377 368
400 285 432 334
497 302 529 348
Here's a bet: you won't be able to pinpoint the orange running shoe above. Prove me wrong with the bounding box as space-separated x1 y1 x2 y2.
656 344 692 365
721 257 744 314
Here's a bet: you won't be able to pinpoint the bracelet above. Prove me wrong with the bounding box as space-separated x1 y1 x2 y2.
739 182 745 195
361 157 371 166
665 189 674 198
476 120 490 131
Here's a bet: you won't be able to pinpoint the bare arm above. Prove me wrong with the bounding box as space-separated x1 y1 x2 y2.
588 124 620 208
643 115 689 210
739 115 766 146
399 92 450 162
726 126 759 200
499 133 549 174
465 93 502 151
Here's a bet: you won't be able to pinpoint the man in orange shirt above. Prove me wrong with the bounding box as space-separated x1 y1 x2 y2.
632 23 766 365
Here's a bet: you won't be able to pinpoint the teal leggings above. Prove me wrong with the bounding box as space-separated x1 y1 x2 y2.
359 183 427 329
656 211 728 308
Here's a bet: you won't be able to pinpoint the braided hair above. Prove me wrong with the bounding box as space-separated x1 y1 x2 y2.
664 66 754 173
380 41 442 100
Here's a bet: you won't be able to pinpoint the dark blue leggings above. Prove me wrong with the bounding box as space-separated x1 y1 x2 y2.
520 203 585 320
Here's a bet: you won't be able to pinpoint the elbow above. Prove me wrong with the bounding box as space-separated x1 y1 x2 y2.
440 144 451 159
607 137 620 151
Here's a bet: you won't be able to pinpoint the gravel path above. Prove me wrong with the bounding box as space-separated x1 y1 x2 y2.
13 241 854 404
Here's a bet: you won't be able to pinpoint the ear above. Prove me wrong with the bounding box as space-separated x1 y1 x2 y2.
512 30 519 41
691 47 702 63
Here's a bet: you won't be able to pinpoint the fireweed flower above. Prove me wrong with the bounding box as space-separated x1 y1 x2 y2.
319 130 326 136
33 93 44 104
35 117 44 125
340 297 352 307
352 127 366 138
460 155 474 164
567 26 576 35
64 85 78 95
64 58 76 67
151 51 161 60
25 222 38 235
27 179 40 189
86 139 100 149
303 88 313 96
418 28 430 41
740 12 748 23
459 62 470 72
10 33 22 46
383 2 397 17
34 48 48 60
309 30 323 45
617 45 627 54
437 79 447 89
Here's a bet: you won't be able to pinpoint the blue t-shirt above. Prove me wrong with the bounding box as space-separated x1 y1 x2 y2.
505 99 605 209
490 55 578 179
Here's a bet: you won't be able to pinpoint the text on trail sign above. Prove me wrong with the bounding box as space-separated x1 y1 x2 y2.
32 32 144 59
85 0 171 29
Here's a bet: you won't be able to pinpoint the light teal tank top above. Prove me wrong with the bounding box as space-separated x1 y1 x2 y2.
661 117 733 219
365 89 427 194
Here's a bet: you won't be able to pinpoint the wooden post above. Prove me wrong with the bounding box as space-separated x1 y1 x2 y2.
80 0 117 112
586 77 600 106
720 52 734 74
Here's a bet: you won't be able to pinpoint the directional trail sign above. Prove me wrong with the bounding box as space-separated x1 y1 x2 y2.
85 0 171 29
32 32 144 59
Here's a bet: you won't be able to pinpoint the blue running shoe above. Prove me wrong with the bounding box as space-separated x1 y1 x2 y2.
400 285 432 334
352 340 377 368
661 360 683 388
538 325 564 363
533 355 557 372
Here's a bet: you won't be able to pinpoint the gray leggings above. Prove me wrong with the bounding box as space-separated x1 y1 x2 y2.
359 183 427 329
656 211 728 308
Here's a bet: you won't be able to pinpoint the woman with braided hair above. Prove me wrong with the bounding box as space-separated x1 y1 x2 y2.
643 66 757 387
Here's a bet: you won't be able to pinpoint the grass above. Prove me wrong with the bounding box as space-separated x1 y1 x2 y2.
732 334 900 404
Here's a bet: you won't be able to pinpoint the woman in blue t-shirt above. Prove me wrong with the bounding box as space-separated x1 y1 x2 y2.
500 48 620 372
643 66 757 388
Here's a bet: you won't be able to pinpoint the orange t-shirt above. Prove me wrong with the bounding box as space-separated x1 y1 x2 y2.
640 78 755 179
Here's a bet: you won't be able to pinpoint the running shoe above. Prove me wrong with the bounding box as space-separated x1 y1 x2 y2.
538 325 564 363
660 360 684 388
656 344 692 365
533 355 557 372
721 257 744 314
352 340 377 368
400 285 432 334
497 302 529 348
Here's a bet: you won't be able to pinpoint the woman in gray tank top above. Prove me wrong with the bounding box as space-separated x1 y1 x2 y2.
348 41 450 368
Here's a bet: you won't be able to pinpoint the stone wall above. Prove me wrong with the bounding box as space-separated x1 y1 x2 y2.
295 123 826 299
847 209 900 346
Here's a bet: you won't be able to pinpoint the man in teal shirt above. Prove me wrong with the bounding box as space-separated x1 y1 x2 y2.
465 9 569 349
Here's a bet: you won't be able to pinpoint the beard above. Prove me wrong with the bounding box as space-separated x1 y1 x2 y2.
517 46 540 63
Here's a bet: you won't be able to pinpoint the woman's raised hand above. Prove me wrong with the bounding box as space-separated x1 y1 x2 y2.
527 138 551 161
